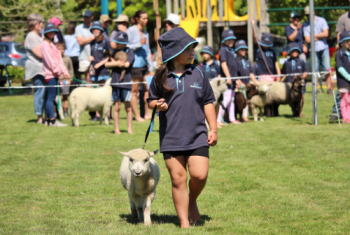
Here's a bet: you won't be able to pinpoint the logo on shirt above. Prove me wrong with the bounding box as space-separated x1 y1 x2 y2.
159 42 164 48
229 30 233 34
265 37 270 41
190 82 202 89
119 34 124 38
297 65 302 69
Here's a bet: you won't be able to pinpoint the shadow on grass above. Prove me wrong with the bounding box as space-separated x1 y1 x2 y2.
120 214 211 226
27 119 38 123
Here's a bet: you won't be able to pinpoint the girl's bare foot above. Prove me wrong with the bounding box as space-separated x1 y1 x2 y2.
188 200 200 225
243 118 250 122
135 117 145 122
144 114 152 120
217 121 226 127
128 129 133 134
180 219 190 228
230 120 242 125
114 129 121 134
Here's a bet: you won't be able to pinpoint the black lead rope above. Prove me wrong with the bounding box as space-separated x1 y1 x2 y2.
142 106 158 150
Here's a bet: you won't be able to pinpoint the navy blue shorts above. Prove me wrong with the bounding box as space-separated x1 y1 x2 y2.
163 146 209 160
112 87 132 102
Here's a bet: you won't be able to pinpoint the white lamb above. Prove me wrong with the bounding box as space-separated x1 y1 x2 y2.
119 149 160 226
209 79 227 107
246 81 269 121
70 78 113 127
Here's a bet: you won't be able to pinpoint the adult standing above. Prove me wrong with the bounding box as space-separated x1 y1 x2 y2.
24 13 45 124
164 13 180 31
110 14 129 49
75 9 96 82
285 11 307 62
64 22 80 79
99 14 112 46
303 5 332 94
126 10 153 121
49 17 65 43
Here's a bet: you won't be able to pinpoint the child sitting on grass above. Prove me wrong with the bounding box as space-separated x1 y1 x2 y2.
105 31 134 134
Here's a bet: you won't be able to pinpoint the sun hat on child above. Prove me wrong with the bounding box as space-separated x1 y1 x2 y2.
221 29 236 43
112 31 129 44
234 40 248 51
43 23 59 35
158 27 198 63
90 21 104 32
259 32 274 47
287 42 301 55
339 31 350 44
49 17 62 27
200 45 214 57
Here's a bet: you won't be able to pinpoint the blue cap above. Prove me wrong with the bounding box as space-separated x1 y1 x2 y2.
43 23 58 35
221 29 236 43
90 21 104 32
234 40 248 51
290 11 300 18
158 27 198 63
259 33 273 47
339 31 350 44
112 31 129 44
83 9 93 17
287 42 301 55
200 45 214 57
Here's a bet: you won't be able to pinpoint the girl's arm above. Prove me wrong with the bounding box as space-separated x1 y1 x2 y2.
250 73 259 85
221 61 232 86
105 58 126 68
32 45 42 59
204 103 218 146
275 61 281 81
124 61 131 68
94 57 109 69
149 99 168 111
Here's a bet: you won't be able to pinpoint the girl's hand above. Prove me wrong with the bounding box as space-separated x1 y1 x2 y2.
207 131 217 146
58 74 64 80
156 98 168 111
89 56 94 62
64 73 71 79
226 79 232 86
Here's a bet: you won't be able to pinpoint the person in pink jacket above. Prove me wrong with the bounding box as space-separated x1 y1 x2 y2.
41 23 70 127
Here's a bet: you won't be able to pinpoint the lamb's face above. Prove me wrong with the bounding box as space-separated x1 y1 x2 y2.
257 82 269 94
119 149 158 177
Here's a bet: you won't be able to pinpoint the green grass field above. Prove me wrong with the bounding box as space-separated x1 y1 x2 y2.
0 90 349 234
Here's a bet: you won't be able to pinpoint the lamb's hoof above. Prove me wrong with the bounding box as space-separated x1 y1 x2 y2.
144 221 152 226
260 118 264 122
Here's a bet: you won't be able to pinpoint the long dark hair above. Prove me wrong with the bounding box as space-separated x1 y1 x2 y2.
131 10 147 25
66 22 76 35
155 61 174 93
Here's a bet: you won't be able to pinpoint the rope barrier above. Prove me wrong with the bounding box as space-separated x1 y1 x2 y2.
0 71 334 89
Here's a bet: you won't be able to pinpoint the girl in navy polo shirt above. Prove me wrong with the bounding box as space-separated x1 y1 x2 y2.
105 31 134 134
148 27 217 228
89 21 111 84
200 45 221 79
235 40 259 121
217 29 241 126
335 31 350 123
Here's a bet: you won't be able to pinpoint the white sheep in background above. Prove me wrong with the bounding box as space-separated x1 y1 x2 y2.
70 78 113 127
246 81 269 121
209 79 227 107
119 149 160 226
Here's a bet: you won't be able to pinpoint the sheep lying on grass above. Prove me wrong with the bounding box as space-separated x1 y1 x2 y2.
246 81 269 121
265 75 304 117
70 78 113 127
119 149 160 226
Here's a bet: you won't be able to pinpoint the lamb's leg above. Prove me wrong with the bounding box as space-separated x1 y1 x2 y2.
251 105 258 121
103 106 109 125
137 206 144 222
143 193 154 226
99 109 103 125
129 196 137 218
259 107 264 121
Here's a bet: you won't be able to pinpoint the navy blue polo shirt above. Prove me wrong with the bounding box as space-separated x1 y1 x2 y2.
90 39 111 77
147 65 216 153
201 61 221 79
255 46 277 75
281 57 307 83
219 45 237 88
111 48 134 89
285 25 304 52
335 48 350 88
236 56 253 84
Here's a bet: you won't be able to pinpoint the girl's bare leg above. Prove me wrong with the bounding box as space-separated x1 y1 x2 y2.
131 77 144 122
113 101 121 134
187 155 209 225
124 101 133 134
165 156 190 228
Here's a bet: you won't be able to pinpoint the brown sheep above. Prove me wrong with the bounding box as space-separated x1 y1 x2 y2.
234 91 247 122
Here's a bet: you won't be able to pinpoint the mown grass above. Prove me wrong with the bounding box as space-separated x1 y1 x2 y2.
0 89 349 234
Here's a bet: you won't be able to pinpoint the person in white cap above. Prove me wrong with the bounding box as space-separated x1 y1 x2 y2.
164 13 180 31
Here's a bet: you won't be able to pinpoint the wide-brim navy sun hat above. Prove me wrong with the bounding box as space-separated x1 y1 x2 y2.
287 42 301 55
200 45 214 57
90 21 104 32
259 32 274 47
112 31 129 44
221 29 236 43
234 40 248 51
43 23 58 35
339 31 350 45
158 27 198 63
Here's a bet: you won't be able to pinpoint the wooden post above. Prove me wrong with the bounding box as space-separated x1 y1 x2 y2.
247 0 254 64
181 0 185 19
219 0 223 22
253 0 260 40
166 0 172 16
260 0 270 33
174 0 179 14
207 0 213 47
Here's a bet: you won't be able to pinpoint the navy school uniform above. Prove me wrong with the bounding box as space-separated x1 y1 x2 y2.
281 57 307 83
111 48 134 89
236 55 253 84
147 65 215 152
90 39 111 77
255 47 277 75
219 45 237 88
201 61 221 79
335 48 350 88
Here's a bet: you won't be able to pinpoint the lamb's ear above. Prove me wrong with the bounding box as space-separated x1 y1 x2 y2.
119 151 130 157
148 149 159 157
